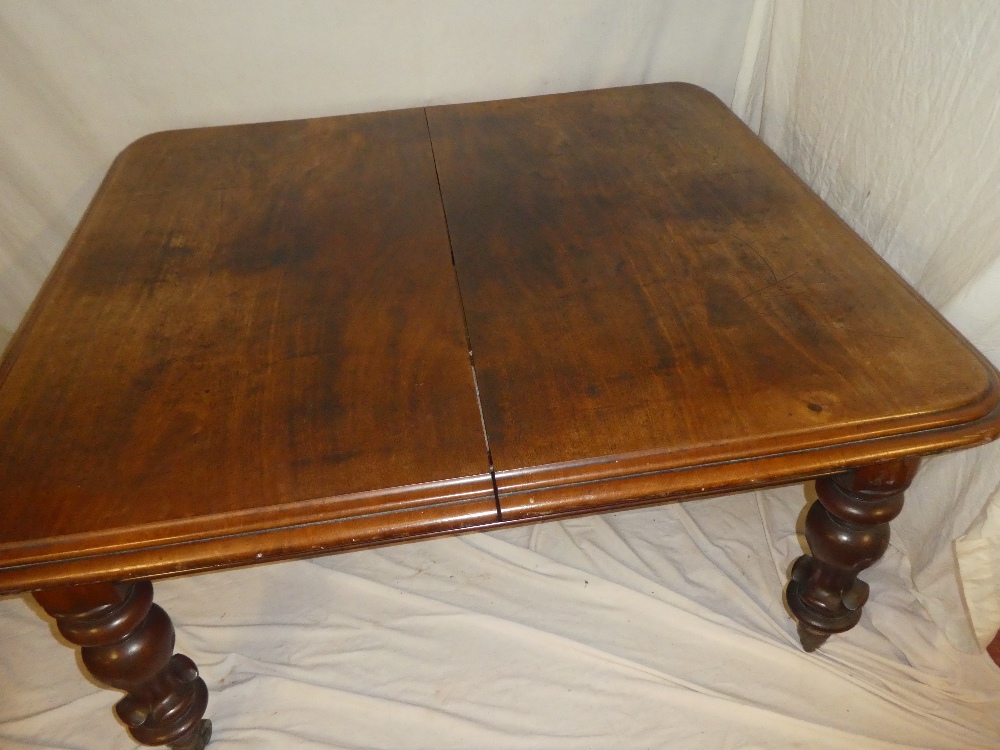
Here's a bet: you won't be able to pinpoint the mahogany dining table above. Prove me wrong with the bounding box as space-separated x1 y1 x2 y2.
1 82 998 748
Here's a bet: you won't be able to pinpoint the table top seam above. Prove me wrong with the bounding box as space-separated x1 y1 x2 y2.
424 106 502 520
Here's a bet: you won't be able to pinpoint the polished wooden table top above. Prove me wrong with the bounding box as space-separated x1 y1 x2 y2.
2 83 998 594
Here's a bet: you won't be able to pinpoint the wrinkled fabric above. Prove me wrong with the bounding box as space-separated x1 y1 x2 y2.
735 0 1000 653
3 498 1000 749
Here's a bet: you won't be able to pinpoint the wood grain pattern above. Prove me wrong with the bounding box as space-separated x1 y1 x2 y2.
0 109 495 593
427 83 1000 519
2 82 999 596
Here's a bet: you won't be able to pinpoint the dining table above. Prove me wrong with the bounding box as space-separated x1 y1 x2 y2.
1 82 997 748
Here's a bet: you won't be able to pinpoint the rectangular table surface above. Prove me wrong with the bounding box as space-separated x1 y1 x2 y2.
1 83 998 593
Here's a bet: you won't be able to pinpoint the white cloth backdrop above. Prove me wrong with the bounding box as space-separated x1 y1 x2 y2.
3 2 1000 749
732 0 1000 654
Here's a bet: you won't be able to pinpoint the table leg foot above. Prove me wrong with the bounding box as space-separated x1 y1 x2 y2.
171 719 212 750
33 580 210 748
785 457 920 651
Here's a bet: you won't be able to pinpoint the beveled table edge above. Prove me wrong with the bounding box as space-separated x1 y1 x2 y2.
495 367 999 497
0 474 497 595
488 271 1000 514
6 397 998 596
497 395 1000 521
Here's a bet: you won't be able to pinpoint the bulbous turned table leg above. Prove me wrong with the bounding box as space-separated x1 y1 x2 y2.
785 457 921 652
33 580 211 749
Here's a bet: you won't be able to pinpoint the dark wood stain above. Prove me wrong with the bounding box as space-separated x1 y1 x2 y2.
0 108 495 582
4 84 1000 746
0 82 998 594
426 83 1000 516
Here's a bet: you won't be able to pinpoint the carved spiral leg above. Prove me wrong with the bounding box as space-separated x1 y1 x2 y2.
33 580 211 749
785 457 920 652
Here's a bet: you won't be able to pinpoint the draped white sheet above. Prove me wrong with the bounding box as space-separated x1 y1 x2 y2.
5 497 1000 749
732 0 1000 654
2 3 1000 749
